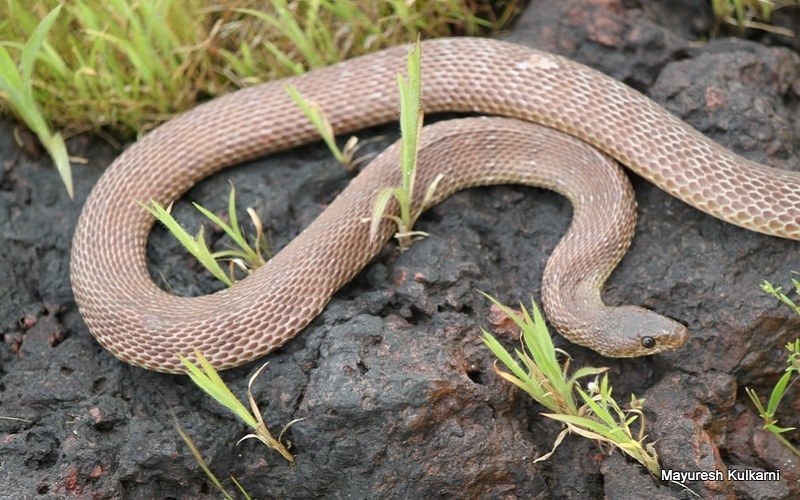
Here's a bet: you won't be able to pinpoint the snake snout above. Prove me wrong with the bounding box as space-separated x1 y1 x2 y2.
576 306 688 357
613 307 688 357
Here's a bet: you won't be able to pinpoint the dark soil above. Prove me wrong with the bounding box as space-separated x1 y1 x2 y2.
2 0 799 498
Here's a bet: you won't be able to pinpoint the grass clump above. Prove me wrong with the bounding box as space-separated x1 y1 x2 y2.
710 0 798 36
145 183 270 287
175 348 303 497
368 37 444 250
0 4 72 196
0 1 520 195
482 294 662 477
746 279 800 457
178 348 303 462
290 37 443 251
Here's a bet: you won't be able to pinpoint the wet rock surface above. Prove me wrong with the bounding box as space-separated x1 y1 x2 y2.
1 0 799 498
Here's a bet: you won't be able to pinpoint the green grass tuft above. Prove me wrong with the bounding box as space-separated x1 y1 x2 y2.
482 294 662 477
368 37 444 250
0 1 520 195
0 4 72 196
179 348 304 463
144 183 270 287
710 0 797 36
748 279 800 457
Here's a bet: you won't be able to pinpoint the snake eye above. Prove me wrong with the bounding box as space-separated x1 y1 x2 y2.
641 336 656 349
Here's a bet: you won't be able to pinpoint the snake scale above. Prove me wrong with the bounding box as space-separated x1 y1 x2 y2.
70 38 800 373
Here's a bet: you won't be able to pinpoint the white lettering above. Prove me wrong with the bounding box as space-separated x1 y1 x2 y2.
728 469 781 481
661 469 724 483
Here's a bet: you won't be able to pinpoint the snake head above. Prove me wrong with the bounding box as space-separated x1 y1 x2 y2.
589 306 689 357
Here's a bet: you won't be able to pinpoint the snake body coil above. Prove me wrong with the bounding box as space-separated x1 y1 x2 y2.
71 38 800 373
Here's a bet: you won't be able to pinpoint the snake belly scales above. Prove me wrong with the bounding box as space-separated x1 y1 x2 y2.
70 38 800 373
